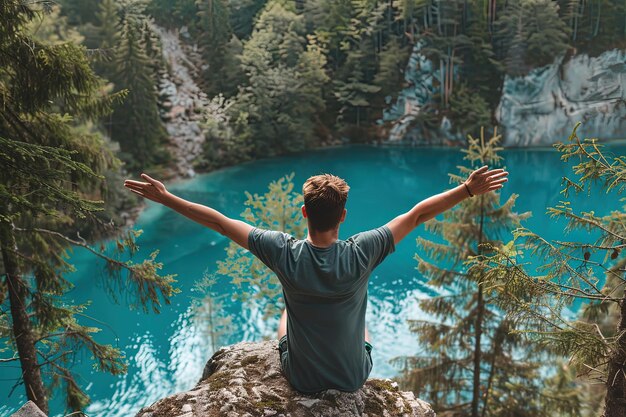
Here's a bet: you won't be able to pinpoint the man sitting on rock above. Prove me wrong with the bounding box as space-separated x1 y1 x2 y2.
124 166 508 393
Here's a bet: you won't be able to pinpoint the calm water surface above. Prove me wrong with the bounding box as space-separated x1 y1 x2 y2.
1 144 624 416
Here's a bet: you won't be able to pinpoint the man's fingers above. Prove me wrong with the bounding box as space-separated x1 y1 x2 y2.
487 171 508 180
487 175 509 183
128 188 145 197
124 180 150 187
128 188 159 202
487 184 503 191
141 173 158 185
489 178 508 185
125 183 148 192
468 165 489 180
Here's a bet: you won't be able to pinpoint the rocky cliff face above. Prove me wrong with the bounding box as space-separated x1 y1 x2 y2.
153 25 208 178
382 41 446 145
135 340 435 417
496 49 626 146
385 47 626 146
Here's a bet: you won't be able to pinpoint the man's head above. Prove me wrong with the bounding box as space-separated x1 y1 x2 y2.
302 174 349 232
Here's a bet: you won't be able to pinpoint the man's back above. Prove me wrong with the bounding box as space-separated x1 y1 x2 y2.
248 225 395 393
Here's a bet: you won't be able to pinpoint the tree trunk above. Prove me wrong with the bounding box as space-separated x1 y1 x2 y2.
0 221 48 414
472 286 484 417
603 291 626 417
472 200 486 417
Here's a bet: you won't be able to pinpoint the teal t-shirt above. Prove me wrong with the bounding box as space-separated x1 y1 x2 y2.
247 225 396 393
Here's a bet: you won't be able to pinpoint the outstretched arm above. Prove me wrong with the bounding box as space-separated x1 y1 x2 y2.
385 166 508 245
124 174 253 249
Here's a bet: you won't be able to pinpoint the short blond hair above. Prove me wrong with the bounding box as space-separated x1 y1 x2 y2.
302 174 350 232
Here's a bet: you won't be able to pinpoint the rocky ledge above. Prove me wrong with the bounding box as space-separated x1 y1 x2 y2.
136 340 435 417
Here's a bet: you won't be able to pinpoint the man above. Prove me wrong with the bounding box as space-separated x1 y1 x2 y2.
124 165 508 393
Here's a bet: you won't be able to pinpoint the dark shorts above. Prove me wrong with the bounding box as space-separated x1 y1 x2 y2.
278 335 373 369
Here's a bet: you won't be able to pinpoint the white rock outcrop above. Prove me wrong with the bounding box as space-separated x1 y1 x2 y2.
385 46 625 146
496 49 626 146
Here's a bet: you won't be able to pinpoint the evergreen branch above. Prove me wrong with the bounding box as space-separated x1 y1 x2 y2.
35 349 74 368
551 209 624 242
514 229 606 295
553 240 626 251
13 226 177 313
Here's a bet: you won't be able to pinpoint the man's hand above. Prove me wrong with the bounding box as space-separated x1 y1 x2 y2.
386 165 510 245
124 173 169 204
464 166 509 197
123 173 253 249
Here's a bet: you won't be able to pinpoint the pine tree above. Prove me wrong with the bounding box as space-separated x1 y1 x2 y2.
418 0 472 108
94 0 121 77
235 1 328 155
196 0 233 94
228 0 268 39
198 94 254 169
108 1 170 172
0 2 177 414
494 0 571 76
331 0 387 131
58 0 100 25
373 37 411 103
396 128 581 417
25 4 85 45
558 0 626 53
216 173 305 329
146 0 198 27
448 84 492 137
477 123 626 417
192 271 233 354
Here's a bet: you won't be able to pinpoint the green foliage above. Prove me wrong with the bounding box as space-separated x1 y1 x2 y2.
475 123 626 417
559 0 626 54
0 2 177 413
58 0 101 25
196 0 235 94
96 0 121 56
494 0 571 76
396 128 581 416
26 4 85 45
374 37 410 102
146 0 198 27
106 1 170 172
216 173 305 325
228 0 268 39
232 1 329 155
197 94 254 169
57 0 626 148
191 271 233 353
448 85 492 137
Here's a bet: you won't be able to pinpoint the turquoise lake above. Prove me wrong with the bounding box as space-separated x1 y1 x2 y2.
1 143 624 416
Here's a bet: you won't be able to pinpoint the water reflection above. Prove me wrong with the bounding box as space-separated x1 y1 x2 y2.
2 144 624 416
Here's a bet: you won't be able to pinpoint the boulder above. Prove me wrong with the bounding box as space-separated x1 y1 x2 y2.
10 401 46 417
135 340 435 417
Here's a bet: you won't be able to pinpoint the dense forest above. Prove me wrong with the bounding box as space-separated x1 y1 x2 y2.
1 0 625 416
28 0 626 176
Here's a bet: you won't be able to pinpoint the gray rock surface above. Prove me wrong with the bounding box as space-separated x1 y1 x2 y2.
10 401 46 417
384 46 625 146
152 24 208 178
135 340 435 417
383 41 463 146
496 49 626 146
